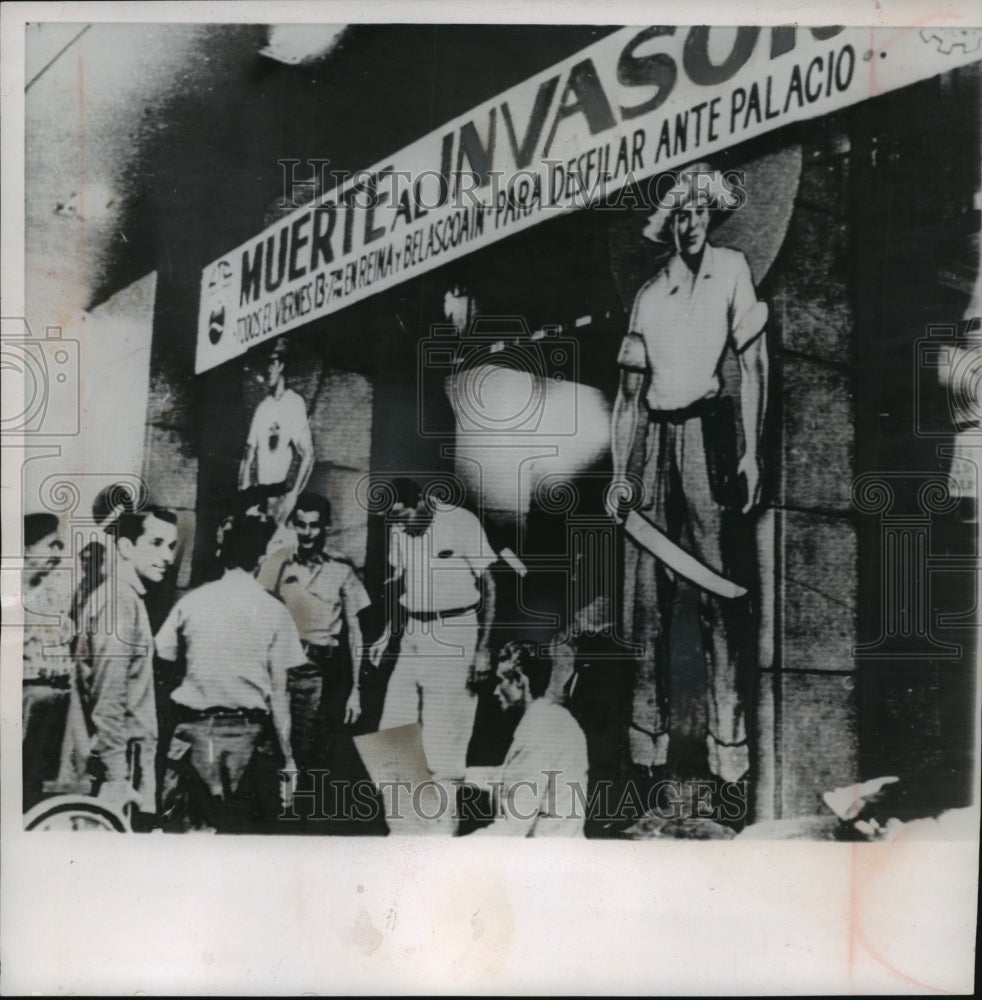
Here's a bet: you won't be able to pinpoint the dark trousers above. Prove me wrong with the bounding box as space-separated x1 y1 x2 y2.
289 646 356 773
160 713 283 833
289 648 384 832
22 683 70 811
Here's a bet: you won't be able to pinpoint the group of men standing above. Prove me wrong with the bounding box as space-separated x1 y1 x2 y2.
23 479 586 836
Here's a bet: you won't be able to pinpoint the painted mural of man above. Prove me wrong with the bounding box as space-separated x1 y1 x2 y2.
239 336 314 531
608 163 769 784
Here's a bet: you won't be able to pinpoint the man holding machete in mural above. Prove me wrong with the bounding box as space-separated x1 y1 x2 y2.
606 162 769 786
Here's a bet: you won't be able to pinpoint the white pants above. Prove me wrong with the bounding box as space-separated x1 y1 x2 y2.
379 611 478 780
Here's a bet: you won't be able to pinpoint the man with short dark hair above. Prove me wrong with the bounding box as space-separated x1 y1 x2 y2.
369 477 496 834
469 641 588 837
258 491 371 779
57 506 179 826
156 514 306 832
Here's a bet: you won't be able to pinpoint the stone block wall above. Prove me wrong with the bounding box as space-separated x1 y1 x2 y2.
755 118 860 820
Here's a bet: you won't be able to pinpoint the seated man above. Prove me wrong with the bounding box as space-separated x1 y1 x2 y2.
468 641 589 837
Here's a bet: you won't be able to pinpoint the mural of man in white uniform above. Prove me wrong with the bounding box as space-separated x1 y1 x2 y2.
239 336 314 532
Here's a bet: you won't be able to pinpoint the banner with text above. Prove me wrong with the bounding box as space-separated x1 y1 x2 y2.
196 25 982 372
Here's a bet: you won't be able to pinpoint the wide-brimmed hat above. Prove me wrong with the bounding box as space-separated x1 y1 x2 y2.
608 145 803 309
643 161 740 244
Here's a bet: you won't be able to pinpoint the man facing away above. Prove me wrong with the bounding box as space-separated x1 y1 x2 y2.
57 506 179 828
608 163 769 784
156 514 306 833
369 477 496 834
468 641 589 837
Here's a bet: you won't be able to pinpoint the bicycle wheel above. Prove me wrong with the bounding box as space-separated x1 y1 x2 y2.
23 795 129 832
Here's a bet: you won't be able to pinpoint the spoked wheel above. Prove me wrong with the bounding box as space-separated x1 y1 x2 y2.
23 795 129 832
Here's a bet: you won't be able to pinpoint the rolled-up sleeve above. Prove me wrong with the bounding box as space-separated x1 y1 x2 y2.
154 602 183 662
267 609 306 692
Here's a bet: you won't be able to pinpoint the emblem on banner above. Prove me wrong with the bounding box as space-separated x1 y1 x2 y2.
206 260 235 345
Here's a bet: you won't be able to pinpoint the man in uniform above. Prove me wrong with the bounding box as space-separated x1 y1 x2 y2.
258 492 371 801
239 336 314 538
369 477 496 833
608 163 769 784
57 506 179 828
156 514 306 833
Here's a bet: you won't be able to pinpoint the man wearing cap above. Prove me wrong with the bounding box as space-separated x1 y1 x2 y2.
239 336 314 535
369 478 497 834
608 163 769 784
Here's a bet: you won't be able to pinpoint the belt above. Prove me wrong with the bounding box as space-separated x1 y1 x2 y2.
406 604 479 622
174 705 270 725
648 395 719 424
23 675 71 689
301 640 341 665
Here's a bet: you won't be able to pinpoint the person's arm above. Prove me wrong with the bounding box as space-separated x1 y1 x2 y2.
269 675 293 766
343 612 364 724
729 254 769 515
368 528 401 666
88 594 145 788
607 358 645 522
282 402 314 518
268 643 295 765
470 568 496 684
239 415 259 491
268 610 304 808
737 332 768 513
342 568 371 724
256 548 286 594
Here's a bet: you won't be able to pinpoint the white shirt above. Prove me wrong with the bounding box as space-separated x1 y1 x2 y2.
246 388 311 486
21 568 73 680
389 506 494 614
625 244 761 411
482 699 589 837
156 569 306 712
